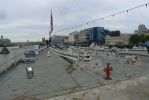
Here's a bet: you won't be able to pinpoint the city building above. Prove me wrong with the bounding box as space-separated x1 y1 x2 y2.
42 37 46 43
68 27 110 45
69 31 79 44
0 35 11 46
110 30 120 37
78 28 91 43
90 27 110 44
51 35 68 47
134 24 149 34
64 38 69 44
105 34 131 45
52 35 68 43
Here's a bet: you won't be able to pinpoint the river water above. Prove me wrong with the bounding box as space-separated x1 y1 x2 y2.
0 46 34 72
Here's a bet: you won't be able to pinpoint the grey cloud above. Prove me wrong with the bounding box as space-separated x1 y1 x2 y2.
0 10 7 20
0 0 149 41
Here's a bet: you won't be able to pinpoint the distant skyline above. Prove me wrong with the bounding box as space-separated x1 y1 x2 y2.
0 0 149 42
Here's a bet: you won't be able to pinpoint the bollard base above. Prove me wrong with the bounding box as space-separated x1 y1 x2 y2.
105 77 112 80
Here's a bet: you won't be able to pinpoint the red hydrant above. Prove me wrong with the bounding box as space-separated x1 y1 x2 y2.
104 63 113 80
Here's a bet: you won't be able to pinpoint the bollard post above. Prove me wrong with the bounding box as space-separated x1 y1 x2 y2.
104 63 113 80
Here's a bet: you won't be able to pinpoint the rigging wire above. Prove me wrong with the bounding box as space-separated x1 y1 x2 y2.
54 2 149 34
59 0 77 16
59 0 70 15
62 0 77 16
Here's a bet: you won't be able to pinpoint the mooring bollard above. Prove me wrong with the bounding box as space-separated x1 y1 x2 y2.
104 63 113 80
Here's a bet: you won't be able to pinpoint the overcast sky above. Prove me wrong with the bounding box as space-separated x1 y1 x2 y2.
0 0 149 42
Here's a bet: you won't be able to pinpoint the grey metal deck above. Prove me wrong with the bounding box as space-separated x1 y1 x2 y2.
0 48 149 100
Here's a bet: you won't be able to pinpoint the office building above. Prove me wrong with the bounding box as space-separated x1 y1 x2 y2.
90 27 110 44
69 31 79 44
105 34 131 45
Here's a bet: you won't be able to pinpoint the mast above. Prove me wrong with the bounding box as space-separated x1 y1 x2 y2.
49 9 53 44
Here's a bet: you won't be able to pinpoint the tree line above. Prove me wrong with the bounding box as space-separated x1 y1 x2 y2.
130 34 149 44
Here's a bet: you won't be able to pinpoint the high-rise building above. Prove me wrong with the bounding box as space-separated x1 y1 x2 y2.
90 27 110 44
134 24 149 34
68 27 110 45
78 28 91 43
69 31 79 44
